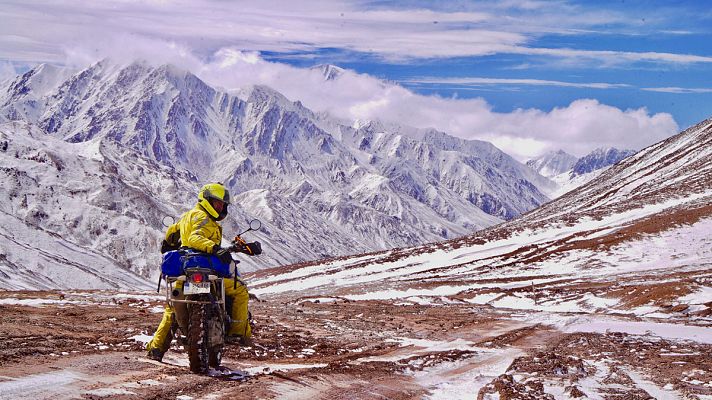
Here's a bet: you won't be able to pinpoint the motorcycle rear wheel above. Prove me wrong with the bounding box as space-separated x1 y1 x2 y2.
187 301 209 374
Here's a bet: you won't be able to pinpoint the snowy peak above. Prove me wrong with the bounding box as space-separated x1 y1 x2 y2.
526 149 577 179
525 118 712 223
530 147 637 198
311 64 346 81
571 147 635 176
9 63 73 96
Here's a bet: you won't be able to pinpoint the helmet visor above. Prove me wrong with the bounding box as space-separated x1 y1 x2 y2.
211 198 226 213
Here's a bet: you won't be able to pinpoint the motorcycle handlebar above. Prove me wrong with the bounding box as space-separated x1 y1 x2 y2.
229 240 262 256
227 243 246 253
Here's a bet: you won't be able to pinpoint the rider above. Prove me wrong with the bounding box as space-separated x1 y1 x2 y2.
146 182 261 361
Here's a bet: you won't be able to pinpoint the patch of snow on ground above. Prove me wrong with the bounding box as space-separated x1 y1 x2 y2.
130 334 154 345
626 370 682 400
241 363 328 375
680 285 712 307
344 285 474 301
484 291 619 314
159 354 190 367
111 293 164 302
0 298 84 307
82 388 137 397
411 347 522 400
592 217 712 276
0 370 84 400
529 314 712 344
464 293 501 304
574 359 612 400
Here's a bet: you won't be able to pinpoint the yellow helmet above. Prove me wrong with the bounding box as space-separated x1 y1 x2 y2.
198 183 231 220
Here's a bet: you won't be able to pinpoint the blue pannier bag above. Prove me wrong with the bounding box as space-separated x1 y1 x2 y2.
161 250 184 277
181 250 231 277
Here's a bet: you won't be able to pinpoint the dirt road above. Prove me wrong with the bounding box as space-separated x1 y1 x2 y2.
1 290 711 399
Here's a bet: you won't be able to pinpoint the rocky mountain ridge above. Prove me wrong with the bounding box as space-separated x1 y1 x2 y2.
571 147 636 176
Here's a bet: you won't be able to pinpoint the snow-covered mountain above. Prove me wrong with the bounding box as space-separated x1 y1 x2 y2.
252 117 712 303
311 64 346 81
530 147 636 198
525 149 577 179
0 61 553 289
571 147 636 177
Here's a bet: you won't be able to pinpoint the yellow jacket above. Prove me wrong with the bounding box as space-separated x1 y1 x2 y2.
165 204 222 253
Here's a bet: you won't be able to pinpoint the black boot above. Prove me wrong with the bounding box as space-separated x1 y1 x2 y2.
146 349 164 362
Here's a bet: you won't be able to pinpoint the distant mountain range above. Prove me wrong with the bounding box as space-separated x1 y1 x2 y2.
526 150 578 179
527 147 636 198
527 148 635 179
0 60 555 289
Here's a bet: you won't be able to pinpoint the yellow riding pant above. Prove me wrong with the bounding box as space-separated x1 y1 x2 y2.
225 277 252 337
146 278 251 354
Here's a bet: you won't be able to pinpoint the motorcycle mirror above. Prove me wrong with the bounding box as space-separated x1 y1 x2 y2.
249 219 261 231
236 219 262 237
161 215 175 228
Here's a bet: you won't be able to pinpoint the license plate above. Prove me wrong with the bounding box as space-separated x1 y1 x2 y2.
184 282 210 294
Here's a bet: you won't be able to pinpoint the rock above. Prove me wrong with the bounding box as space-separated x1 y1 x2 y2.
567 385 587 398
670 304 689 313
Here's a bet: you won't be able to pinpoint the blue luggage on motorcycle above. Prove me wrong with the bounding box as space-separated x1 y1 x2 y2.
161 250 184 276
182 252 231 277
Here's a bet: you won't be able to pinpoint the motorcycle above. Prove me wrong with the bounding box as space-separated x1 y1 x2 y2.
158 219 262 374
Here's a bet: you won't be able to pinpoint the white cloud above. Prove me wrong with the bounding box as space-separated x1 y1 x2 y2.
512 46 712 65
0 0 524 62
405 77 631 89
188 50 677 160
0 61 18 82
660 30 695 35
642 87 712 94
0 0 710 65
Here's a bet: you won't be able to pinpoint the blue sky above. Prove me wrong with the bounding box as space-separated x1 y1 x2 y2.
1 0 710 159
259 0 712 129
